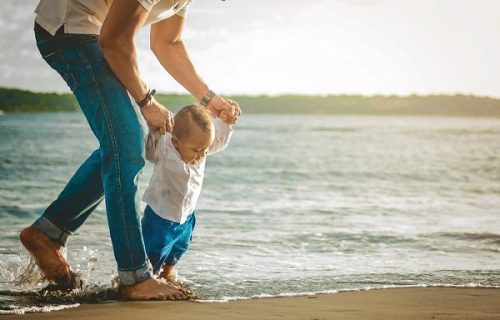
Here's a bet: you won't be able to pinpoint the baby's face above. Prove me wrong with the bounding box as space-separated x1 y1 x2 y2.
172 124 214 165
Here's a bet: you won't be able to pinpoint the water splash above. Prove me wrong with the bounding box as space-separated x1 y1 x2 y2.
15 257 44 290
0 246 121 314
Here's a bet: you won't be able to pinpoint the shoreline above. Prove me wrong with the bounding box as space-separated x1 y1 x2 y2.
2 287 499 319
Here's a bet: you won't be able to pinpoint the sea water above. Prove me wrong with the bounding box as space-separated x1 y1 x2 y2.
0 112 499 313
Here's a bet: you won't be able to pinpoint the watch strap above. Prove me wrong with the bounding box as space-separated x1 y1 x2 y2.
200 89 216 106
136 89 156 108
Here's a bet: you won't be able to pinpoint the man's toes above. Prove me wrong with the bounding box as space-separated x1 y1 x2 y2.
161 288 182 300
175 291 187 300
160 292 174 300
174 293 184 300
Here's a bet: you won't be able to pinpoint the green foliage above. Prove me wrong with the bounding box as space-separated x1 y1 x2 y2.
155 93 197 113
0 87 78 112
229 94 500 117
1 87 500 117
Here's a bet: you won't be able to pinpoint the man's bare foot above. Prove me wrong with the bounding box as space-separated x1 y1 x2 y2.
121 278 188 300
19 226 77 289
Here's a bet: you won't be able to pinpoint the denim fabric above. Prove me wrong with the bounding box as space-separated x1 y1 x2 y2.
142 205 196 274
31 23 152 286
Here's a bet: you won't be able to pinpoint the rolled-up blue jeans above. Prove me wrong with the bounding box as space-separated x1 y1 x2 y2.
31 23 152 286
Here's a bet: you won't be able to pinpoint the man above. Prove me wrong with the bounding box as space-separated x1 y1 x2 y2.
20 0 241 301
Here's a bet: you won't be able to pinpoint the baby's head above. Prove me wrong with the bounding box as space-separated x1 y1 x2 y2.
171 104 215 165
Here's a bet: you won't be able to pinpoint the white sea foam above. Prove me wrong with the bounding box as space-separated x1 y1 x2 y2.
194 283 500 303
0 304 80 315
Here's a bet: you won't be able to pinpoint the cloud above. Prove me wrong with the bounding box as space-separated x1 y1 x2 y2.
0 1 61 91
1 0 500 97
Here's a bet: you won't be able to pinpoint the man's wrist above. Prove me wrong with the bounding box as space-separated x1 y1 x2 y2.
136 89 156 108
200 89 216 107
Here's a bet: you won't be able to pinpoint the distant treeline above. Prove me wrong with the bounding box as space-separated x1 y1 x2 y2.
1 87 500 117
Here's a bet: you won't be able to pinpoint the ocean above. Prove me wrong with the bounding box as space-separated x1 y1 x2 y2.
0 112 499 314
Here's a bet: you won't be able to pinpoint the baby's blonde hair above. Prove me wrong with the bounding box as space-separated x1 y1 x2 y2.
173 104 213 141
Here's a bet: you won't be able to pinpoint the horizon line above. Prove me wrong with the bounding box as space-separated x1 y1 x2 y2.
1 86 499 100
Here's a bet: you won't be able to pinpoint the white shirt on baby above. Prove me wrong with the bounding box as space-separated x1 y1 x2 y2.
142 118 233 224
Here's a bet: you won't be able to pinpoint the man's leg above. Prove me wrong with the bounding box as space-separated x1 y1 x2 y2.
20 149 103 287
32 149 104 242
21 27 105 287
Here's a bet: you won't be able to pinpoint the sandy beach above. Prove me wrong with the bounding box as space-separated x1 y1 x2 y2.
2 287 499 319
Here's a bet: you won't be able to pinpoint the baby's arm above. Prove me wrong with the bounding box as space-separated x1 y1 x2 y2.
145 129 166 163
208 117 234 155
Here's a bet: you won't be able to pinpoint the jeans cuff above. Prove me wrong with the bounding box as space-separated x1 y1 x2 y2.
32 216 70 246
118 261 153 286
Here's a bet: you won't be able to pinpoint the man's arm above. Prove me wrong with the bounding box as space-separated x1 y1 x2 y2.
99 0 173 133
150 15 238 120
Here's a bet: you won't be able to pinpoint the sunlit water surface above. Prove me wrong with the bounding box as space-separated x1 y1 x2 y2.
1 113 499 313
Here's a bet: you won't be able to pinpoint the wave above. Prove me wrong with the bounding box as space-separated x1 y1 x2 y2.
439 128 500 135
0 205 37 220
0 303 80 315
283 231 500 245
310 127 359 132
196 278 500 303
434 232 500 245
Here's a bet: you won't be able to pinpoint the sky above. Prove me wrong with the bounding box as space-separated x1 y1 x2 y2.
0 0 499 97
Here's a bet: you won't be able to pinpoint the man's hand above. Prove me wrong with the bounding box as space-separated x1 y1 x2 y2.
206 96 241 124
219 98 241 124
140 98 174 134
205 95 226 118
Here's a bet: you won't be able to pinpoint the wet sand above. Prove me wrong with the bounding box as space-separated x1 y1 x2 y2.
4 287 500 320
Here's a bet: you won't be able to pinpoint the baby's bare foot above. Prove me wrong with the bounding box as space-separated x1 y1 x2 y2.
157 267 197 299
20 227 76 288
121 278 188 300
158 265 177 282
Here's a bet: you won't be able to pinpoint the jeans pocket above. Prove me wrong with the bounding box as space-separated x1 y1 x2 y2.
38 47 77 91
40 48 63 66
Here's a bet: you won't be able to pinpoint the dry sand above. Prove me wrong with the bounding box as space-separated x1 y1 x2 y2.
3 287 500 320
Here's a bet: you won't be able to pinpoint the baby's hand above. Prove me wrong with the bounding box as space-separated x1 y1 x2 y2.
219 98 241 125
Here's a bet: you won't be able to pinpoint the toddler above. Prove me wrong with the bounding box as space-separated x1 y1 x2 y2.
141 104 234 283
